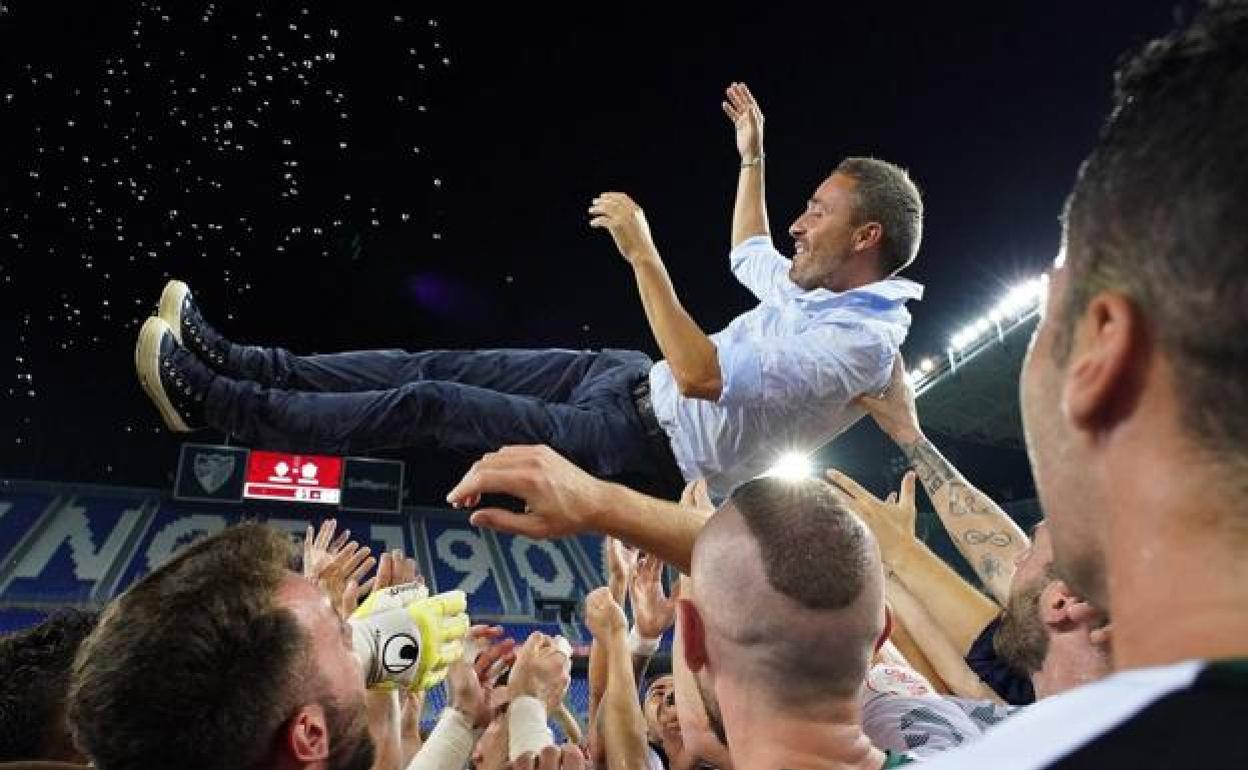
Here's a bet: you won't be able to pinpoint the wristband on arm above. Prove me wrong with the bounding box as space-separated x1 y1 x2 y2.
406 708 480 770
508 696 555 760
627 626 661 657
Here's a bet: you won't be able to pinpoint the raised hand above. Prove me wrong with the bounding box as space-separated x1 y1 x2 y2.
302 518 351 579
630 554 675 640
854 354 923 444
508 631 573 710
588 192 659 265
448 445 605 540
350 589 471 692
604 538 638 605
721 82 765 161
679 479 714 512
303 519 386 619
584 586 628 642
448 625 517 729
374 549 422 591
826 468 919 552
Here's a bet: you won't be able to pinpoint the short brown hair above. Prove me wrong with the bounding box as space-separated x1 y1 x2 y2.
835 157 924 277
1057 1 1248 465
725 477 882 699
731 477 875 611
69 523 308 770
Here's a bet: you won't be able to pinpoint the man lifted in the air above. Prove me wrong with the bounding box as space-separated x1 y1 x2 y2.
136 83 924 501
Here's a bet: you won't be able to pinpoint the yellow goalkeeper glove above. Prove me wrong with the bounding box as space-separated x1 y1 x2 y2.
350 585 470 691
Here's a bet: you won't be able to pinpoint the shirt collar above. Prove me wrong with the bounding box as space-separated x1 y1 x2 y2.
793 276 924 306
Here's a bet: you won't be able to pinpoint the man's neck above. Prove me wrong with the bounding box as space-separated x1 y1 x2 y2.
1033 629 1110 700
822 268 885 294
718 684 884 770
1105 445 1248 670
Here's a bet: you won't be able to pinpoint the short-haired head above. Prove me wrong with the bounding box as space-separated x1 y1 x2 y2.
1021 0 1248 607
834 157 924 277
69 522 371 770
1056 0 1248 470
688 477 885 712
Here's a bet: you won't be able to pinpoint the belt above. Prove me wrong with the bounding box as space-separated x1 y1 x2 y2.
630 377 686 498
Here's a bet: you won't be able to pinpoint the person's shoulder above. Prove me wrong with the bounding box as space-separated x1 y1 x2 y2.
1050 657 1248 769
911 661 1207 769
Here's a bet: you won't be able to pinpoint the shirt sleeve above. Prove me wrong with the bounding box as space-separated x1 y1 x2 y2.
861 692 983 760
729 235 798 304
715 321 894 409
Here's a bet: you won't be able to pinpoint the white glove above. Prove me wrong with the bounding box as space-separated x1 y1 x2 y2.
350 587 469 691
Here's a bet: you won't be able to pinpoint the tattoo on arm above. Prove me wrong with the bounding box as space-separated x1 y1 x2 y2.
980 554 1003 582
963 530 1014 547
947 482 997 517
899 438 956 495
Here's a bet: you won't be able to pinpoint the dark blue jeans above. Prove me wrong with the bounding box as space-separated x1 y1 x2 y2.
204 345 681 496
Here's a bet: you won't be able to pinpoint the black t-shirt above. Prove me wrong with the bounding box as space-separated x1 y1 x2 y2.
915 658 1248 769
1050 659 1248 768
965 615 1035 706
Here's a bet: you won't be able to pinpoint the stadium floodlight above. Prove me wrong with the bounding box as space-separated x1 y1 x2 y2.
951 326 976 352
767 451 812 480
920 357 935 373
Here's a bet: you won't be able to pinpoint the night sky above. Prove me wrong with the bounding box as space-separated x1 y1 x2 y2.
1 2 1181 503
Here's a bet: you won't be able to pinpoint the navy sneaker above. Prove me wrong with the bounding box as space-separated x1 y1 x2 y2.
158 279 236 374
135 317 214 432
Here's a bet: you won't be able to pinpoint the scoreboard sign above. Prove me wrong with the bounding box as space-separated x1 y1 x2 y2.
243 450 343 504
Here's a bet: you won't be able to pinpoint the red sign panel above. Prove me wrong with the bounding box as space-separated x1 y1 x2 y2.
243 450 343 505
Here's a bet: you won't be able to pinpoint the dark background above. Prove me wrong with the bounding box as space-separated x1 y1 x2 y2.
0 1 1181 504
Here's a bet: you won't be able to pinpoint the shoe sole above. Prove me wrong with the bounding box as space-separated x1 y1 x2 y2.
158 279 189 344
135 317 191 432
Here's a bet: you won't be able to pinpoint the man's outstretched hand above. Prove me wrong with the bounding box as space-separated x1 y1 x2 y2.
722 82 764 161
589 192 659 265
854 354 923 445
446 445 609 539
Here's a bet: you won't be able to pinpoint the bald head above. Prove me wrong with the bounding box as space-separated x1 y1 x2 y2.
690 477 886 708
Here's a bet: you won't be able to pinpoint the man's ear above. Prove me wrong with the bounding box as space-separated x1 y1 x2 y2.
678 598 708 672
851 221 883 254
1043 580 1108 632
1062 292 1141 430
284 703 331 763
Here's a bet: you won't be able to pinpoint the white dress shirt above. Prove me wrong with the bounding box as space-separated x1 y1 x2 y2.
649 235 923 501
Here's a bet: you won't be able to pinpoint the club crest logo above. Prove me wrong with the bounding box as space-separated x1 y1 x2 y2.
193 452 237 494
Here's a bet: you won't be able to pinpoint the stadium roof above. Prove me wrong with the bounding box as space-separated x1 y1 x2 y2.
913 314 1038 449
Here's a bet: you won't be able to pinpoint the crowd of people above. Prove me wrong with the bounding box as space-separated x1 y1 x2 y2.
3 1 1247 768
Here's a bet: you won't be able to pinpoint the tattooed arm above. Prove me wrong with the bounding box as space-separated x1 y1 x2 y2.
857 357 1029 606
897 437 1027 604
829 469 1002 654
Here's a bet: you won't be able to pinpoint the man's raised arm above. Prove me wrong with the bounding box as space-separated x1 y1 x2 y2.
857 356 1028 605
722 83 800 305
724 82 770 248
446 445 710 574
589 192 723 401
